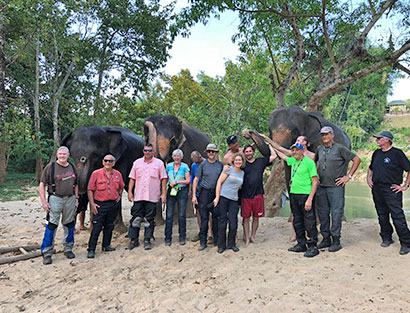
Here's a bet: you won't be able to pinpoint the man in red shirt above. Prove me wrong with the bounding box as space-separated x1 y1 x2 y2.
87 154 124 258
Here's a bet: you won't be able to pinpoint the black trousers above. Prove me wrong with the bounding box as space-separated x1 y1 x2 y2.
217 196 239 249
127 201 157 240
198 188 218 246
372 184 410 247
88 200 118 251
289 193 318 246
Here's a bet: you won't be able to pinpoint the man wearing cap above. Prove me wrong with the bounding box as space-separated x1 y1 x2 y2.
127 144 167 251
223 135 244 165
367 131 410 255
315 126 361 252
275 142 320 257
192 143 223 250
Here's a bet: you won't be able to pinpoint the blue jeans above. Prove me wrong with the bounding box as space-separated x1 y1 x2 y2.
165 187 188 242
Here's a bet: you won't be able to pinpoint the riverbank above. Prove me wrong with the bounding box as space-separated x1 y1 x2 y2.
1 196 410 312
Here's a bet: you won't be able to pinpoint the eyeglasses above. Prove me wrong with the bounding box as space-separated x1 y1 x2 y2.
144 149 153 152
103 159 114 163
207 150 217 154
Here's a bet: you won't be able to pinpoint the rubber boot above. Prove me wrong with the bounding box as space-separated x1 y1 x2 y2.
329 236 342 252
317 237 331 249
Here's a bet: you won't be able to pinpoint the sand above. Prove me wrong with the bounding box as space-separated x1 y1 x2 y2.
1 195 410 313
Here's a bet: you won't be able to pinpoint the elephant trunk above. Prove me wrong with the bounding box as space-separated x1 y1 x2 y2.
76 157 90 195
144 120 158 157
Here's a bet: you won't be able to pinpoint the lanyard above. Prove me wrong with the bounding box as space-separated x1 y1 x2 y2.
172 164 181 184
322 144 333 171
105 171 114 194
291 157 304 181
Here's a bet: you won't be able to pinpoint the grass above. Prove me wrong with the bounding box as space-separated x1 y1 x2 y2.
384 114 410 128
0 172 37 202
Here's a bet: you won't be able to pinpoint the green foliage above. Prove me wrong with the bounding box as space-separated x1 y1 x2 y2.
0 173 37 201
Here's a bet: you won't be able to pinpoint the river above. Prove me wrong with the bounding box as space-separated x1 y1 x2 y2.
279 181 410 220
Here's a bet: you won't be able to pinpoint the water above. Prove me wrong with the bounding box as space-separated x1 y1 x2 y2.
279 181 410 220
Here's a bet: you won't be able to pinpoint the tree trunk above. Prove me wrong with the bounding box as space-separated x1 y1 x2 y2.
264 158 286 217
34 37 43 182
0 10 7 187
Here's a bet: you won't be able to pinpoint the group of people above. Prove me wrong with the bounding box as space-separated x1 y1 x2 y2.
39 128 410 265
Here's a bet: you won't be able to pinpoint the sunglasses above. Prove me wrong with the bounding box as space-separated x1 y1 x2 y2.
103 159 114 163
144 149 153 152
206 150 217 153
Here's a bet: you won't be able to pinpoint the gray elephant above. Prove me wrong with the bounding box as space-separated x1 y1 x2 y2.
144 114 211 165
62 126 145 231
250 106 351 216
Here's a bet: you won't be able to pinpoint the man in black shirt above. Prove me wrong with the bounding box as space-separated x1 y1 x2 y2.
367 131 410 255
241 144 276 246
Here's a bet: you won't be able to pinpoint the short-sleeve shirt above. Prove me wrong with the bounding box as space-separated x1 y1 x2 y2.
128 157 167 202
315 143 356 187
191 162 202 196
369 147 410 185
41 162 77 196
287 157 317 195
242 157 271 199
220 166 244 201
166 162 190 188
88 168 125 202
195 159 223 190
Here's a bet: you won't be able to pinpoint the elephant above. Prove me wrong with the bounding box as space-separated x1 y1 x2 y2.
62 126 145 232
144 114 211 166
251 106 352 217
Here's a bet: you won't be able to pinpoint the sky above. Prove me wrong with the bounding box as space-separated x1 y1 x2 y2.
163 4 409 102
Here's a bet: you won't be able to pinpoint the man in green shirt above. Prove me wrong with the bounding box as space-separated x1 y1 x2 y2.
275 143 319 258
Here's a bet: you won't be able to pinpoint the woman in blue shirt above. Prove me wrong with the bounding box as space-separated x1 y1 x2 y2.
165 149 190 246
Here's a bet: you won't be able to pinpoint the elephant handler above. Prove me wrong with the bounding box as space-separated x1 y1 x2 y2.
192 143 223 251
39 146 78 265
127 144 167 250
86 154 124 258
367 131 410 255
275 143 320 258
315 126 361 252
223 135 244 165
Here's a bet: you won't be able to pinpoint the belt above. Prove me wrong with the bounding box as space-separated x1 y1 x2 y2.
50 194 74 198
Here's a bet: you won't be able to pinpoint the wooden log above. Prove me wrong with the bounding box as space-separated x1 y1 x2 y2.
0 249 61 265
0 244 41 254
19 247 28 254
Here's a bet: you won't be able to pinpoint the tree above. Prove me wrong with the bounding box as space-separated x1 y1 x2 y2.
176 0 410 112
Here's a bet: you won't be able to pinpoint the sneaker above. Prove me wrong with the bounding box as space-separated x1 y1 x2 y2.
380 239 394 247
126 239 139 250
43 256 52 265
217 247 225 254
64 251 75 259
304 247 319 258
288 244 307 252
198 244 207 251
179 239 186 246
399 245 410 255
102 246 116 252
87 250 95 258
165 241 172 247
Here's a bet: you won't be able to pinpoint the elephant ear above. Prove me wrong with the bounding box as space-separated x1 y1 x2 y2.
306 113 324 148
107 130 127 161
61 132 73 149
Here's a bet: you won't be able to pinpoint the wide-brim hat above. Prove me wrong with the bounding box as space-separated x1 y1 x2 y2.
205 143 219 152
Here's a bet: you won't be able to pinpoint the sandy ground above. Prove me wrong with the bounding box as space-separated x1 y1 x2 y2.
1 195 410 313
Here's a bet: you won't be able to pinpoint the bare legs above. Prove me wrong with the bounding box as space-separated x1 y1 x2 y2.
243 217 259 247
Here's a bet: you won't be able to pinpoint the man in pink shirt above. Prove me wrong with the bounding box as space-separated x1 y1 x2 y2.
127 144 167 250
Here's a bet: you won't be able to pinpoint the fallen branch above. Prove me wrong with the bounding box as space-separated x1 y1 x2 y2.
0 244 41 254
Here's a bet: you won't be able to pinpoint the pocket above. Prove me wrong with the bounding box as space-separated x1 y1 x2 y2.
96 181 106 191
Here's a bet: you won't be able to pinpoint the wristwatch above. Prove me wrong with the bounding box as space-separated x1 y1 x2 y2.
404 184 409 188
347 174 353 179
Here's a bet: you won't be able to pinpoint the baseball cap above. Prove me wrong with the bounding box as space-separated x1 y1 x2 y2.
373 131 393 140
320 126 334 134
205 143 219 152
290 143 304 150
227 135 238 145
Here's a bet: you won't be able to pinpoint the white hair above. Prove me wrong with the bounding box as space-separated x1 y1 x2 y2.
57 146 70 154
172 149 184 159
